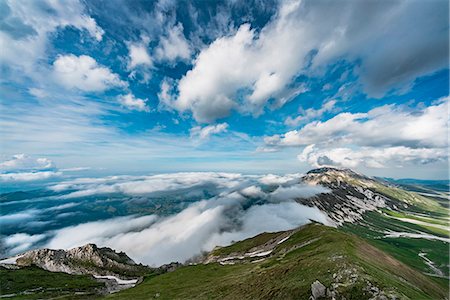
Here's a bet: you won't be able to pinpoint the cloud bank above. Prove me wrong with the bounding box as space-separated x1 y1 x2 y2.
264 97 449 169
0 154 61 182
46 189 330 266
1 172 331 265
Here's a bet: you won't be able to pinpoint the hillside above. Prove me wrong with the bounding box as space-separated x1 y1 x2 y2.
0 167 448 299
107 223 446 299
0 266 104 299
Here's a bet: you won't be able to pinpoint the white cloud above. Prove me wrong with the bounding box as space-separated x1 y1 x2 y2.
298 145 448 169
190 123 229 140
258 173 303 186
2 171 333 260
0 154 61 182
4 233 47 255
270 184 331 201
53 54 126 92
265 98 449 170
160 0 448 122
155 23 191 63
45 181 330 266
0 210 39 225
127 41 153 69
52 172 245 199
126 37 153 83
118 93 150 112
0 0 104 76
0 171 62 182
239 185 265 198
265 98 449 150
0 154 54 172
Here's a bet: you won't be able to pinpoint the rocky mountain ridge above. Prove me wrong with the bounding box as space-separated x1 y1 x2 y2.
298 167 406 225
14 243 149 279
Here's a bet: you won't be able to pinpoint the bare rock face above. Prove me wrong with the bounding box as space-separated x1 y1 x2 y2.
299 167 395 225
311 280 326 299
16 243 149 278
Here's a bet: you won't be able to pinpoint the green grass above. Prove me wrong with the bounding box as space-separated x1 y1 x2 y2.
210 231 281 257
372 183 448 217
107 223 446 300
384 210 449 227
0 266 103 299
341 211 449 289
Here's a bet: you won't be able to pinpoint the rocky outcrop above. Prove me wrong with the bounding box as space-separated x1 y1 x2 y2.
299 167 395 225
311 280 326 299
15 243 150 278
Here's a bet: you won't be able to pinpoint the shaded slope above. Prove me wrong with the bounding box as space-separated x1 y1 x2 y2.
0 266 103 299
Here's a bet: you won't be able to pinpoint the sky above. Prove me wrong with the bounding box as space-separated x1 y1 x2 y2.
0 0 449 180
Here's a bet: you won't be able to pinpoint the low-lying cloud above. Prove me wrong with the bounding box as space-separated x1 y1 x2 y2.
1 172 332 265
46 189 330 266
0 154 63 182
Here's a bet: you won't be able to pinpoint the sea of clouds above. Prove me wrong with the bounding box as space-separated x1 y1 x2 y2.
1 172 332 266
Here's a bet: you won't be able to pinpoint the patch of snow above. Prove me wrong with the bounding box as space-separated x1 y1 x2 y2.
93 275 138 285
219 261 235 265
0 255 24 265
418 252 445 278
383 231 449 243
277 236 290 244
417 192 449 200
248 250 273 257
388 216 449 231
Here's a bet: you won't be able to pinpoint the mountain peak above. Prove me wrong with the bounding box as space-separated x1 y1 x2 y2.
15 244 149 278
306 167 359 176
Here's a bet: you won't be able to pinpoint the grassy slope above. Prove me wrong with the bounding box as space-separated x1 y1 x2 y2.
0 266 103 299
210 231 282 257
341 211 449 289
107 223 446 300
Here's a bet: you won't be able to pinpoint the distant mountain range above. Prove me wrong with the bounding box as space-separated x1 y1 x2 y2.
1 167 448 299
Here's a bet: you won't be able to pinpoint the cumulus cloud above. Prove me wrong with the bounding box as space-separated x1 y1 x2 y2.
160 0 448 122
53 54 126 92
0 0 103 76
190 123 229 140
298 145 448 169
45 178 331 266
127 38 153 69
118 93 150 112
155 23 191 63
264 98 449 169
0 154 54 172
0 154 62 182
264 98 448 166
125 36 153 82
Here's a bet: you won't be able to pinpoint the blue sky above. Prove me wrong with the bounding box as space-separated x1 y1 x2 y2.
0 0 448 179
